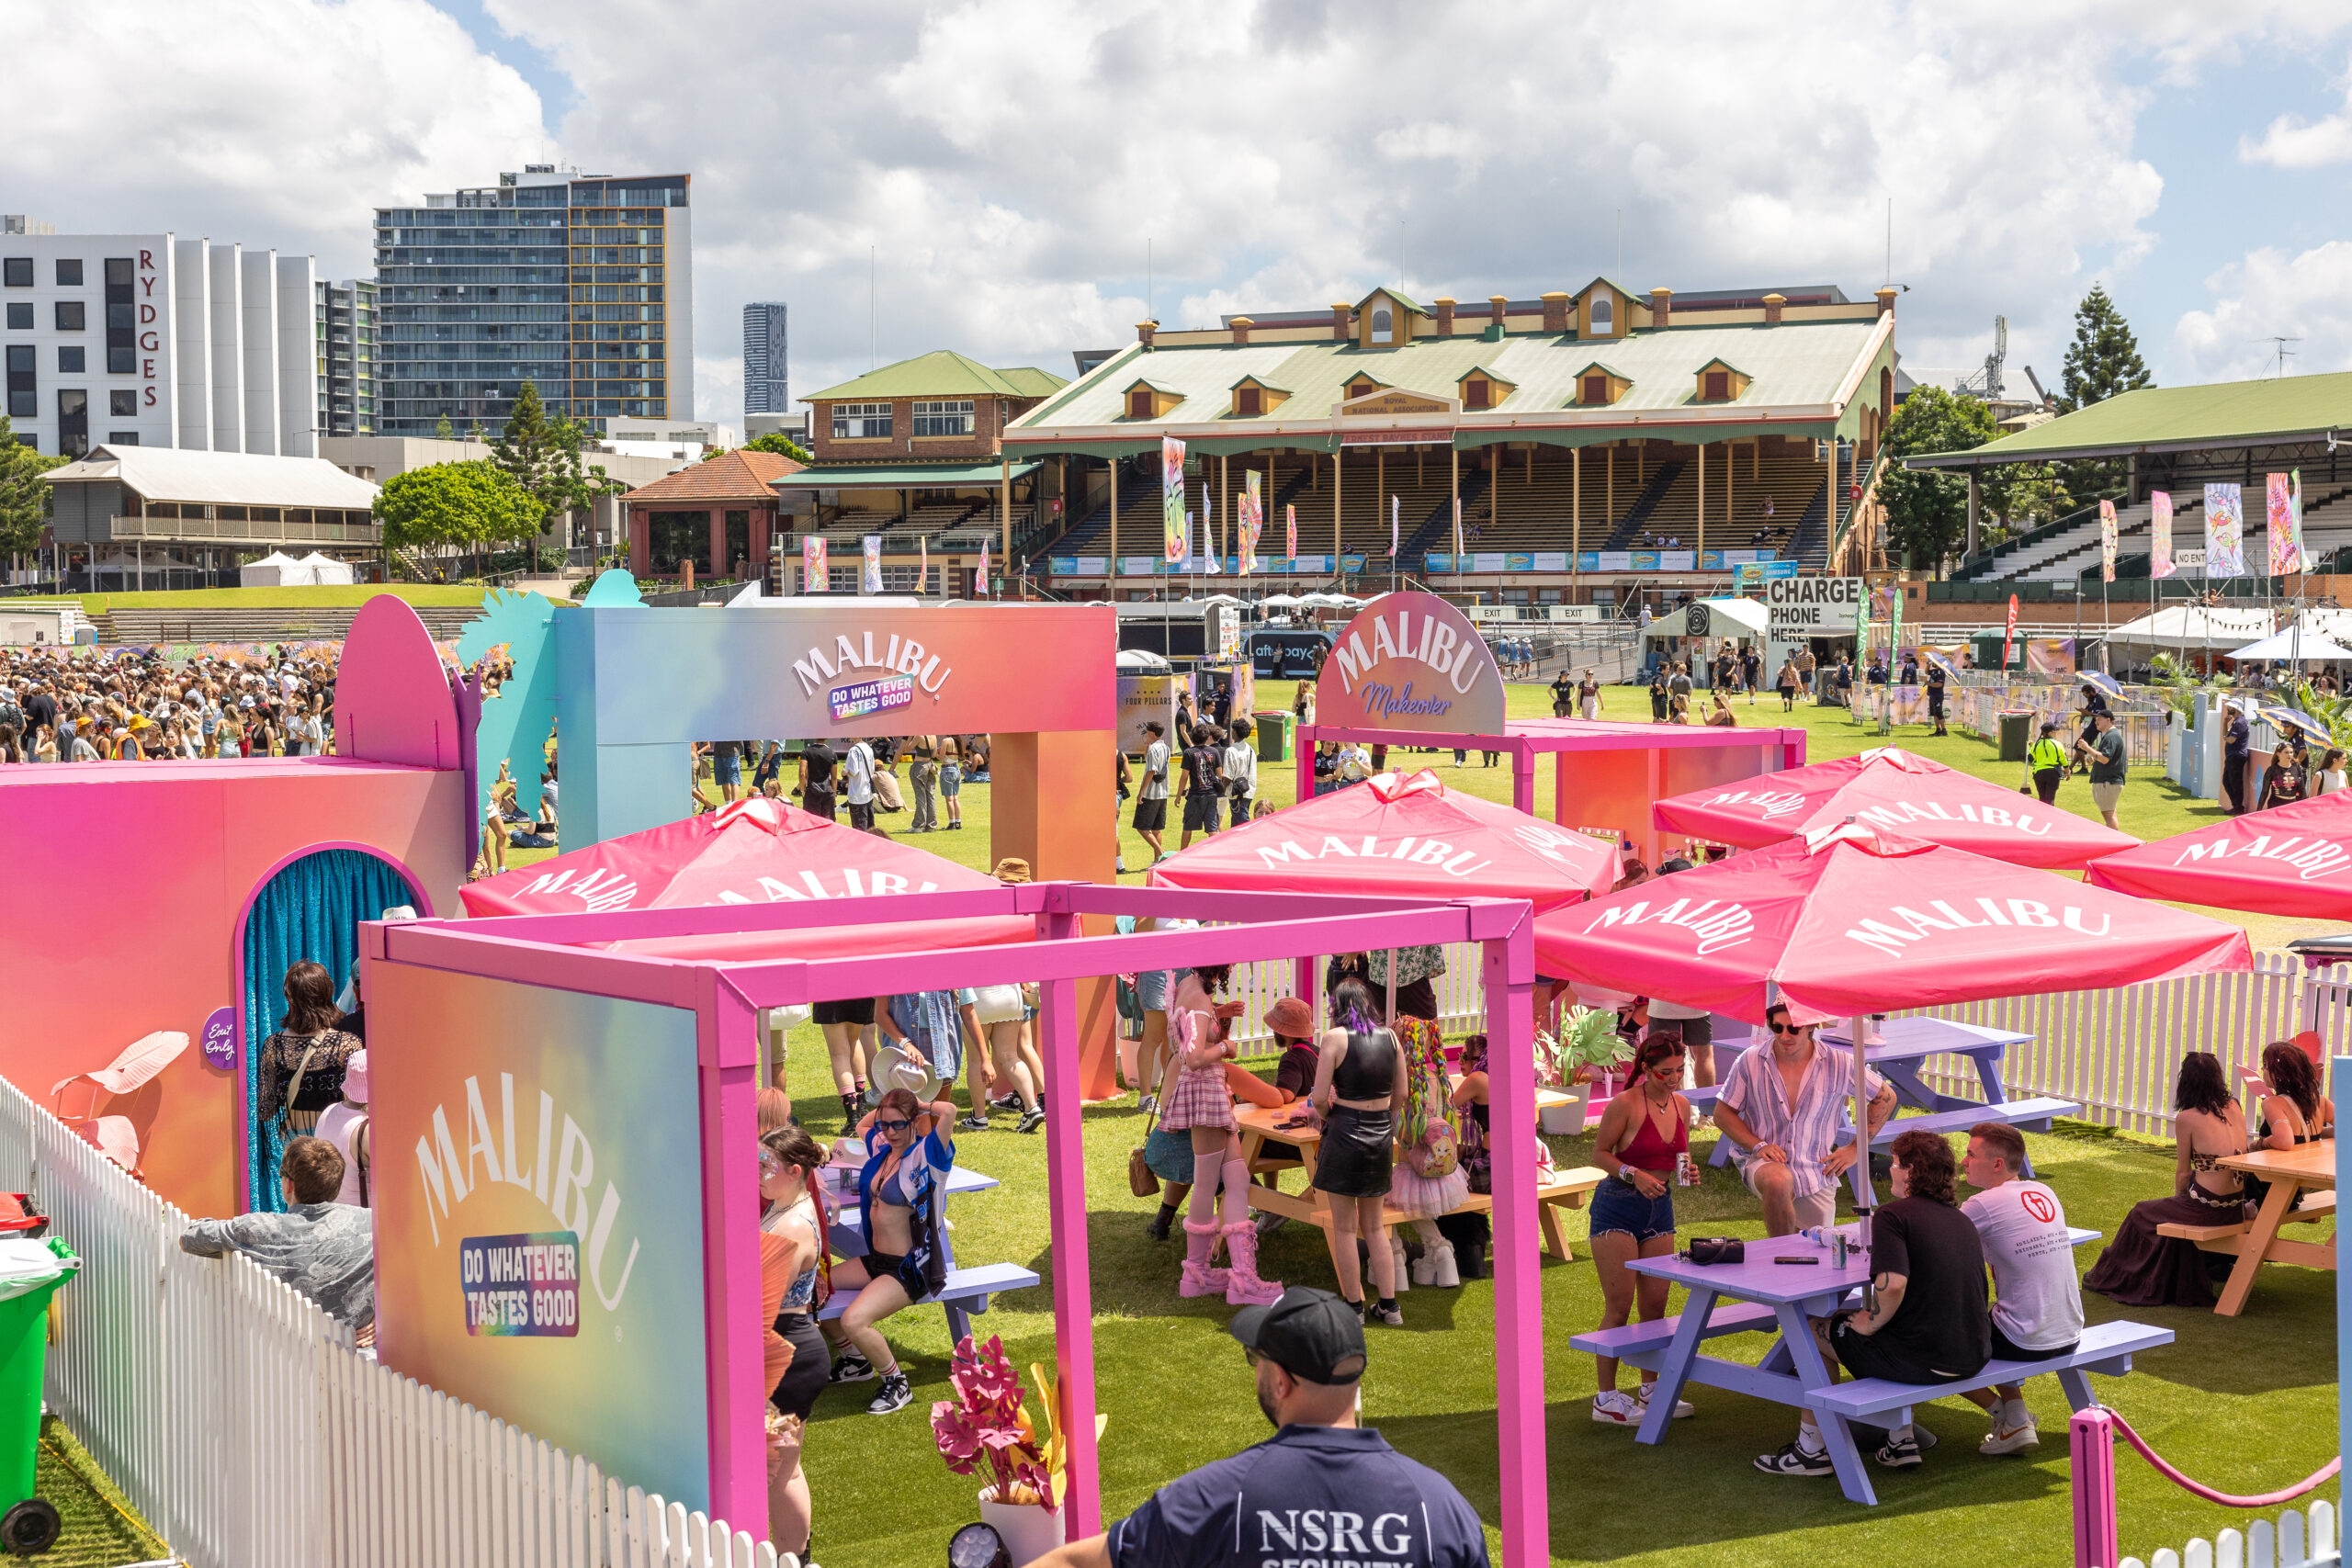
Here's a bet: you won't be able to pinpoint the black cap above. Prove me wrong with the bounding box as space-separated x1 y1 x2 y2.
1228 1287 1367 1384
1657 856 1695 874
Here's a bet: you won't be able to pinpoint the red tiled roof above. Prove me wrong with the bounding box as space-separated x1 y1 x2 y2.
622 448 803 503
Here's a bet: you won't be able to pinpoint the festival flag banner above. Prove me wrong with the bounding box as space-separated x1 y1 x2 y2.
1285 502 1297 560
2099 500 2118 583
861 535 883 594
1390 494 1400 556
2004 593 2019 671
2293 469 2311 571
1240 470 1263 575
2205 482 2246 578
978 537 990 597
1453 498 1463 565
802 536 828 592
918 536 929 594
2151 491 2175 580
2267 472 2296 577
1161 436 1188 564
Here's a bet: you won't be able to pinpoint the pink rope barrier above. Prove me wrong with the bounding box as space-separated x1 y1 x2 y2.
2107 1406 2341 1508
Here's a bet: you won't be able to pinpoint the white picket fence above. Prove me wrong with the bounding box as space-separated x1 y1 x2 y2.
0 1077 792 1568
2119 1499 2339 1568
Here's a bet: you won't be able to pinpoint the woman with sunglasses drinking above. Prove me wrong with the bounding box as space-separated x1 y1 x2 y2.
758 1126 831 1559
1588 1029 1696 1427
822 1087 956 1415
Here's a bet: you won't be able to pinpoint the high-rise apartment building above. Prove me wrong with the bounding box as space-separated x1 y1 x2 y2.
743 300 787 416
315 278 376 435
2 220 316 456
373 164 692 436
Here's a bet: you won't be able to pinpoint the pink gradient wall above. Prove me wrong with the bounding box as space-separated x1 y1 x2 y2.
0 760 466 1216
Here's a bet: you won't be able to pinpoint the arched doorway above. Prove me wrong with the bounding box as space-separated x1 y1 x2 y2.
238 846 426 1210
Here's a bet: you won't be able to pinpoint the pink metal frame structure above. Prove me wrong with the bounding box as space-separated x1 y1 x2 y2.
362 880 1552 1562
1295 716 1806 859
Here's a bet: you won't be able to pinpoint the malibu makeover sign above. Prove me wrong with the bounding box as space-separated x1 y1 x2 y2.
1314 591 1505 735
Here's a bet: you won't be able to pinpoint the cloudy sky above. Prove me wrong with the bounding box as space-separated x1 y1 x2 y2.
17 1 2352 423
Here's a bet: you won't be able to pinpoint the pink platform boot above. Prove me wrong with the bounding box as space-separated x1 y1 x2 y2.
1222 1221 1284 1306
1180 1219 1231 1297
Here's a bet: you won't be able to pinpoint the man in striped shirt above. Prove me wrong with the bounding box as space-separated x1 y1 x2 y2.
1713 1003 1897 1235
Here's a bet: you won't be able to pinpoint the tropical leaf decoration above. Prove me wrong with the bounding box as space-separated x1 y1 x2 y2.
454 588 563 825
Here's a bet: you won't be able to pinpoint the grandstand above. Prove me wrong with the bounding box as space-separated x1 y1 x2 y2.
1009 278 1896 599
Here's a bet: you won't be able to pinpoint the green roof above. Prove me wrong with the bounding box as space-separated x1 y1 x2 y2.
769 460 1040 489
1459 362 1514 385
1573 361 1631 380
1122 377 1184 395
1575 276 1645 303
1907 371 2352 469
1228 373 1293 391
1697 357 1751 376
801 350 1064 403
1355 288 1432 317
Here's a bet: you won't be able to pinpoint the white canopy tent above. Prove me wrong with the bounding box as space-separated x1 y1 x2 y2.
2103 605 2275 660
239 551 304 587
1640 596 1770 644
2227 627 2352 663
293 552 355 586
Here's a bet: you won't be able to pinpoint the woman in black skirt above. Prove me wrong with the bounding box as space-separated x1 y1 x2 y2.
1310 976 1408 1325
759 1126 833 1560
2083 1053 2250 1309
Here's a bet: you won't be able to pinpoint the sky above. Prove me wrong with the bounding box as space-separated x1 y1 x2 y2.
16 1 2352 425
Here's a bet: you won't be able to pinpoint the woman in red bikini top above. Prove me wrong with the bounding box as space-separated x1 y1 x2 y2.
1586 1030 1693 1426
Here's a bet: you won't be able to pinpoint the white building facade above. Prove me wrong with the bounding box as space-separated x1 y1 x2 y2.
1 223 317 458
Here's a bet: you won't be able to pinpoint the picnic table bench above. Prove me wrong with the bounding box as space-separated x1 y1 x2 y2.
1233 1100 1606 1275
825 1163 1033 1339
2155 1142 2338 1316
1578 1226 2130 1505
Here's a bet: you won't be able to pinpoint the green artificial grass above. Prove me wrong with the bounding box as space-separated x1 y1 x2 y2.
29 1416 170 1566
776 1030 2336 1567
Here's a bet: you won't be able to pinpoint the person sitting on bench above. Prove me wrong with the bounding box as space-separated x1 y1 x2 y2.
2083 1052 2249 1309
1959 1122 2083 1455
1757 1129 1989 1478
1713 1002 1895 1236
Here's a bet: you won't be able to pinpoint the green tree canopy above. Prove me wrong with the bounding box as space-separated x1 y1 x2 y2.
0 414 67 558
2058 286 2154 412
742 431 812 463
1874 387 1998 571
492 381 599 534
373 460 544 553
434 413 455 441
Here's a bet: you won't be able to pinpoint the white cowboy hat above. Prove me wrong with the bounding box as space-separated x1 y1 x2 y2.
869 1041 942 1104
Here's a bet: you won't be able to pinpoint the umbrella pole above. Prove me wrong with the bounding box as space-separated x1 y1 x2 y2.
1849 1011 1875 1311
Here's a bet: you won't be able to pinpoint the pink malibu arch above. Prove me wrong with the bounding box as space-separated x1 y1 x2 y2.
361 881 1551 1562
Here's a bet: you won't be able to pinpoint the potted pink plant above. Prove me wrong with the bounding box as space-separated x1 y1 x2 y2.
931 1334 1080 1564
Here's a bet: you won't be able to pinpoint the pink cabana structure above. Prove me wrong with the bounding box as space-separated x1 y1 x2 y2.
1651 745 2141 868
361 880 1555 1562
2085 789 2352 916
463 795 1036 958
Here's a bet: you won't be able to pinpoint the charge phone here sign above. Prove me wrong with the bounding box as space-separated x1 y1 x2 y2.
460 1231 582 1337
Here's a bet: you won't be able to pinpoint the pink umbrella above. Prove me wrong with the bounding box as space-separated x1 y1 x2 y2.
1148 768 1616 904
2084 789 2352 917
1651 744 2139 869
1533 821 2251 1027
463 795 1033 961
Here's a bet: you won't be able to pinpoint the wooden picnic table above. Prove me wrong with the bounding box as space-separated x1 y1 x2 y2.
2185 1142 2339 1317
1231 1100 1605 1279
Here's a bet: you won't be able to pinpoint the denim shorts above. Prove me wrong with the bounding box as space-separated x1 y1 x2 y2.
941 764 963 797
1135 968 1171 1013
1589 1176 1676 1243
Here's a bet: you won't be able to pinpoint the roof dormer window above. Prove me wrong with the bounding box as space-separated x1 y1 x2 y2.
1372 305 1394 344
1128 388 1152 419
1589 294 1613 334
1238 386 1261 416
1345 374 1384 400
1464 378 1489 410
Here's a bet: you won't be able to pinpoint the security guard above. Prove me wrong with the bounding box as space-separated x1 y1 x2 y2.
1035 1288 1491 1567
2029 721 2068 805
1925 661 1949 737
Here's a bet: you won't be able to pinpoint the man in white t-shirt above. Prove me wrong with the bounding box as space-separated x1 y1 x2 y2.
1959 1122 2084 1455
842 739 877 830
1221 721 1259 825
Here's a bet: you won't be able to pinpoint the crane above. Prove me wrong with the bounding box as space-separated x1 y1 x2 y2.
1951 316 2007 401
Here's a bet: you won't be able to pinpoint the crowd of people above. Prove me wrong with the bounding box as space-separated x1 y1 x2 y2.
0 642 338 761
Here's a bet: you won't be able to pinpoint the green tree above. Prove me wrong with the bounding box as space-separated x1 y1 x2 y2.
1873 387 1998 572
2056 285 2153 412
0 413 67 559
492 381 599 537
1983 461 2075 534
742 430 812 463
374 460 543 575
435 413 456 441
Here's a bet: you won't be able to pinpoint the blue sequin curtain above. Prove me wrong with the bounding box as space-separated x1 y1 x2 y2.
241 849 414 1211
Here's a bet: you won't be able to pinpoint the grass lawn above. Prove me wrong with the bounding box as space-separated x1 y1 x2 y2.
17 584 500 615
490 682 2338 1564
31 1416 169 1565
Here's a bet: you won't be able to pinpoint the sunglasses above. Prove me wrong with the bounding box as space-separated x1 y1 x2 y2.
1770 1021 1804 1035
875 1117 914 1134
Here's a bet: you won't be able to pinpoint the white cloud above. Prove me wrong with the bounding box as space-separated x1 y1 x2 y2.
8 0 546 275
2176 241 2352 380
2241 56 2352 166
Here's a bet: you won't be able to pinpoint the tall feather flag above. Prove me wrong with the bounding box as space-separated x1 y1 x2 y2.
1285 502 1297 562
978 536 990 598
1203 491 1220 574
919 536 929 594
2204 482 2245 578
1390 494 1400 556
2294 469 2312 571
1240 470 1262 576
2150 491 2175 580
2267 472 2296 576
1453 498 1463 564
2098 500 2117 583
802 536 828 592
1161 436 1188 565
861 535 883 594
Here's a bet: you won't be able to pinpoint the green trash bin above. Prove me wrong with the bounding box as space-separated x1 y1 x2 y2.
0 1237 77 1556
1997 710 2033 762
1253 710 1290 763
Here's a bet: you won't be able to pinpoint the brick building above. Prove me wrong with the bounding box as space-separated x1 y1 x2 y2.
622 447 802 581
768 350 1066 593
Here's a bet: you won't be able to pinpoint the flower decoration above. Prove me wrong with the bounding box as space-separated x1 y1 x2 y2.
931 1335 1073 1512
